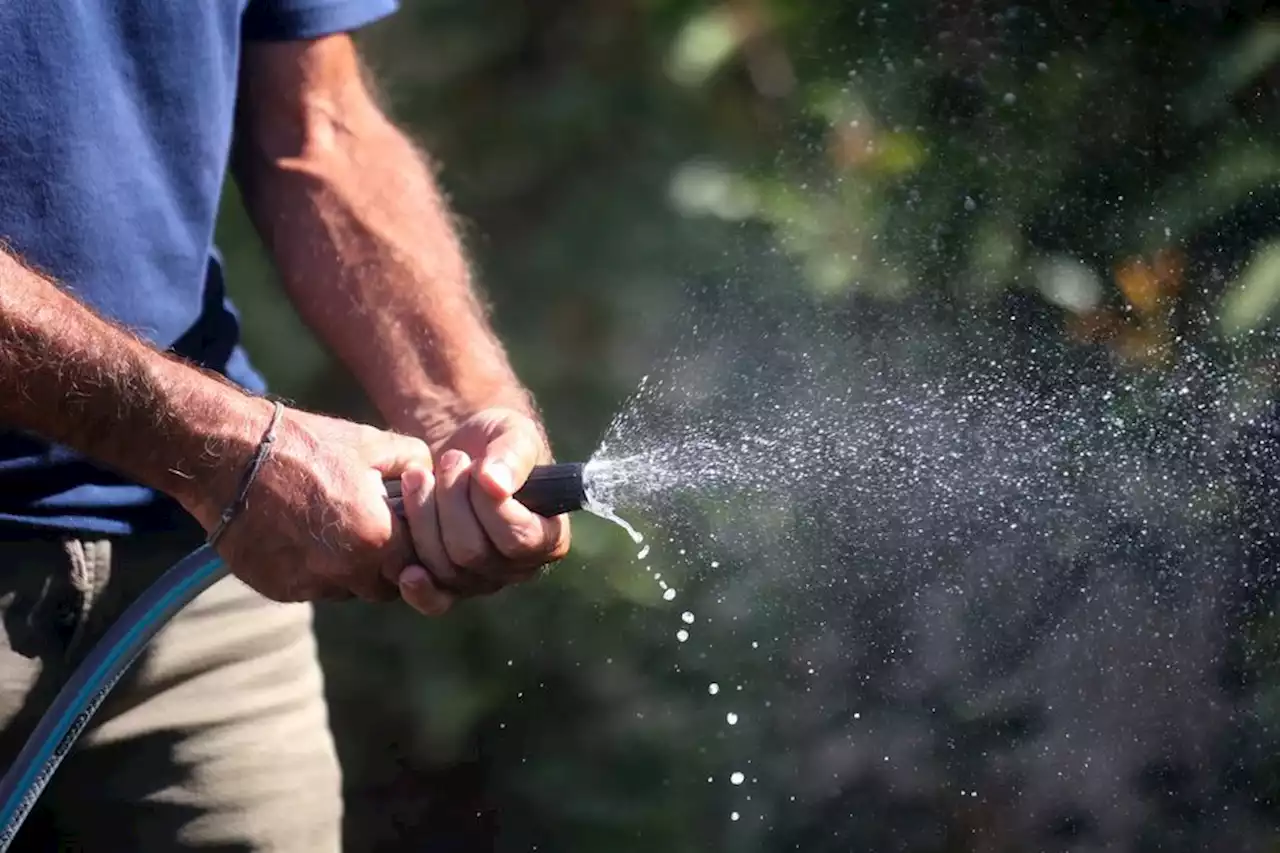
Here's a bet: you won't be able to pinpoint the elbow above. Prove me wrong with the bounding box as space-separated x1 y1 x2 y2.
233 91 388 184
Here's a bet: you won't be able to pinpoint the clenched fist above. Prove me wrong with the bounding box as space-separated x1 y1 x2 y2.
391 408 572 615
187 399 430 603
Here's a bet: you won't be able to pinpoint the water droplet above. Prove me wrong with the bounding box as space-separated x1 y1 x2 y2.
588 501 644 544
663 588 677 601
726 712 739 725
676 629 689 642
708 682 720 695
730 811 740 821
730 771 745 785
681 611 695 624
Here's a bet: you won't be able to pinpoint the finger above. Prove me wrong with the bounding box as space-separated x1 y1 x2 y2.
469 477 570 569
397 564 456 616
365 430 434 478
394 464 452 584
436 450 499 574
342 469 413 603
396 461 498 597
473 419 544 501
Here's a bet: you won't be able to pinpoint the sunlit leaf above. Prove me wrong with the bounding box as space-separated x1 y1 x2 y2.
1114 248 1184 317
1220 240 1280 337
664 5 748 88
1033 254 1104 314
667 159 759 220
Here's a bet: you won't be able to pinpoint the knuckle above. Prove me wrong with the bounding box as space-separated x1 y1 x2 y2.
506 523 548 558
351 507 393 546
450 538 489 570
353 425 389 456
489 524 531 559
403 434 431 455
540 523 571 563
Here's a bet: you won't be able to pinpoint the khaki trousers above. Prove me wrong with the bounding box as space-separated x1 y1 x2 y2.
0 535 342 852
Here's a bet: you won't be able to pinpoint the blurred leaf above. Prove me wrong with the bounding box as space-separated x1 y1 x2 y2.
668 159 760 220
1183 18 1280 125
665 5 748 88
1114 248 1183 318
1221 240 1280 337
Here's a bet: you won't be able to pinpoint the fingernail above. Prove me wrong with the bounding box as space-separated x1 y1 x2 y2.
399 565 451 616
483 460 515 496
442 450 471 473
399 565 429 586
402 466 426 495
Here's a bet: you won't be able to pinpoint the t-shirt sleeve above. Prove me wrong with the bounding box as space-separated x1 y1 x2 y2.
242 0 399 42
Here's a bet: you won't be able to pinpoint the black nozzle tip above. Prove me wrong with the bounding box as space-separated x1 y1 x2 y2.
385 462 586 520
514 462 588 517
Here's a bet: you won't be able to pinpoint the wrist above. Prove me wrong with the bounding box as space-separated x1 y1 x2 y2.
401 385 543 452
152 365 277 527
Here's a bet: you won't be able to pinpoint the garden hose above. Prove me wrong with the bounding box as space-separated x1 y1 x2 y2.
0 462 586 850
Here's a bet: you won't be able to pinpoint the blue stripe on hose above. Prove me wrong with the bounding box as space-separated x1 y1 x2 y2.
0 547 226 845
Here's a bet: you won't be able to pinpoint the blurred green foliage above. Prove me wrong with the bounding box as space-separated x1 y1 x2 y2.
215 1 1280 849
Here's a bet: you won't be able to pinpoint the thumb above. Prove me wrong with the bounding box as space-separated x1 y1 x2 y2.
475 420 544 500
365 430 434 478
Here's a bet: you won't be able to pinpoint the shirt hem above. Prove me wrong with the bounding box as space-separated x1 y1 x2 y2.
242 0 399 42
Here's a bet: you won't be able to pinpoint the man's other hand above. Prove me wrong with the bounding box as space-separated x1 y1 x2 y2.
392 408 572 615
199 403 430 604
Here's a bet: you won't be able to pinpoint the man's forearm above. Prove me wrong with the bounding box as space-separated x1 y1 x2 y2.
232 40 538 451
0 248 270 521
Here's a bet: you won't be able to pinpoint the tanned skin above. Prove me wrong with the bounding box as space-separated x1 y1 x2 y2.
0 32 569 614
234 36 536 446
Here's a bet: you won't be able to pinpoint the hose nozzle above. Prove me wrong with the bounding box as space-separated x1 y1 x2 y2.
386 462 586 518
512 462 588 516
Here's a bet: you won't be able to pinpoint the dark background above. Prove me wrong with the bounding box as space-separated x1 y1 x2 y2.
216 2 1280 850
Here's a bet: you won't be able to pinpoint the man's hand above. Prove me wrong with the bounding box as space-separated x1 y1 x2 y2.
233 36 574 615
0 245 447 607
190 402 432 604
391 408 572 615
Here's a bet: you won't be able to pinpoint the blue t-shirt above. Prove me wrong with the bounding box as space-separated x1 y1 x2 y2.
0 0 397 538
